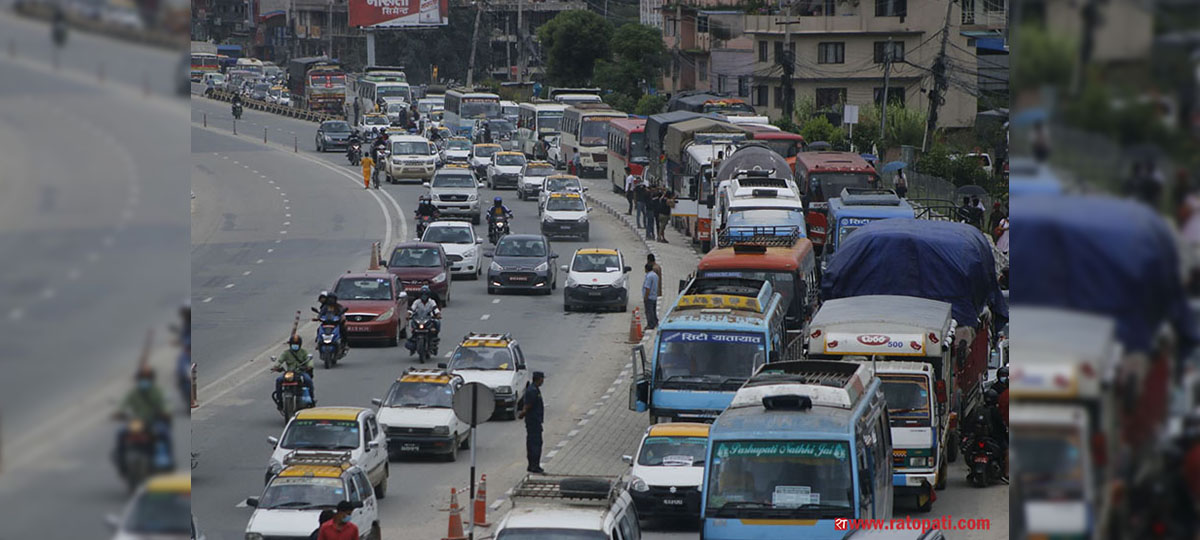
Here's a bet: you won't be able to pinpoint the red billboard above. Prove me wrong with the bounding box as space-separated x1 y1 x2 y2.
349 0 448 28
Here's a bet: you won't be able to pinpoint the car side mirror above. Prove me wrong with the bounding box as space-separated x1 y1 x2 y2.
624 266 632 273
367 440 380 449
560 265 569 272
476 238 484 244
380 261 388 267
583 187 589 192
622 455 633 464
437 362 448 369
371 398 383 407
105 514 120 530
267 435 279 447
550 253 559 259
245 497 259 508
587 207 593 212
422 182 430 188
398 291 408 299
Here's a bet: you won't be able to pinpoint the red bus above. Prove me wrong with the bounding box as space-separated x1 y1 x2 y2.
794 151 880 253
742 125 805 172
606 117 648 192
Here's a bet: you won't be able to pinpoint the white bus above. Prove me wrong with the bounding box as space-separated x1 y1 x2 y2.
353 79 412 114
560 104 627 177
516 102 566 159
443 89 501 138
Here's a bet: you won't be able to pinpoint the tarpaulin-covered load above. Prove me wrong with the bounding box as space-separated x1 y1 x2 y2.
714 142 794 182
1011 194 1198 354
664 118 747 164
821 219 1007 328
645 111 709 159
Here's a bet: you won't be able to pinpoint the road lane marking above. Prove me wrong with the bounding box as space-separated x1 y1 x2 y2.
279 230 287 234
283 221 291 226
267 248 274 253
202 297 213 303
492 299 500 304
243 270 252 276
255 259 264 264
224 283 235 289
480 314 490 320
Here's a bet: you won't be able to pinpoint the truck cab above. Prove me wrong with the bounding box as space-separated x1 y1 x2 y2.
825 187 915 262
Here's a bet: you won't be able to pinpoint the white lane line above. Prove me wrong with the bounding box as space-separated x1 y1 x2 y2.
555 440 569 448
285 206 291 210
279 230 288 234
567 429 579 438
8 308 23 320
586 408 598 416
224 283 235 289
275 239 282 243
480 314 491 320
274 185 281 190
222 156 229 160
202 297 213 303
243 270 252 276
285 213 292 218
232 160 238 164
255 259 264 264
444 351 453 358
546 450 558 458
283 221 291 226
492 299 500 304
577 418 589 426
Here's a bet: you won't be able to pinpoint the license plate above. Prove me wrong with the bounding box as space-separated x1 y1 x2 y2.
509 276 528 281
559 225 572 230
401 444 419 452
588 291 602 297
350 326 369 332
662 499 683 505
973 456 988 463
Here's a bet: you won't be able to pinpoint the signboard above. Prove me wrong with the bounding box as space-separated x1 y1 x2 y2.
843 105 859 125
676 294 763 312
823 332 926 356
349 0 448 28
660 331 764 345
452 382 495 427
713 441 849 460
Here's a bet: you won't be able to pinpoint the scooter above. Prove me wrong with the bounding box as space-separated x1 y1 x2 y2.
415 214 435 238
961 414 1005 488
488 218 510 244
407 314 438 364
311 309 347 368
271 363 314 422
113 415 173 493
347 141 362 166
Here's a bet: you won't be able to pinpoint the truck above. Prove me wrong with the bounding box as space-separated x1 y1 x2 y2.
663 118 748 250
628 277 786 424
287 57 346 114
643 110 708 184
823 187 915 262
1009 307 1120 540
805 295 959 512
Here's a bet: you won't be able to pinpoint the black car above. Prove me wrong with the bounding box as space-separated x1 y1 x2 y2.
485 234 559 295
316 120 354 152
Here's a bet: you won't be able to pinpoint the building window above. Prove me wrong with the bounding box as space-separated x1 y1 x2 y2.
697 14 709 33
717 75 726 93
873 86 905 106
984 0 1004 11
738 76 749 97
815 88 847 109
873 41 904 63
875 0 906 17
774 86 783 108
755 85 769 107
699 59 708 81
817 42 844 64
758 41 769 62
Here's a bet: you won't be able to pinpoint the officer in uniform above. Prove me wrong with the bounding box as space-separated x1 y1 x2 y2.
517 371 546 473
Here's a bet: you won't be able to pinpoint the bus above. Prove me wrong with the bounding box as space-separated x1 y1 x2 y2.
190 52 219 81
549 87 602 107
516 102 566 159
606 117 647 191
353 79 413 114
235 57 265 76
743 124 804 170
560 104 627 177
362 66 407 83
443 89 501 138
702 360 892 540
698 231 817 338
794 152 880 253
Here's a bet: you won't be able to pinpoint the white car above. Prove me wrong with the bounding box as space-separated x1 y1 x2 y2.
384 135 439 184
264 407 390 499
486 151 527 190
540 191 591 241
425 166 484 224
562 248 631 312
470 143 502 180
441 333 531 419
621 423 709 520
518 161 556 201
495 475 641 538
441 137 473 164
422 221 484 278
358 113 391 137
106 473 193 540
372 369 470 461
545 135 564 169
244 458 380 540
538 174 586 215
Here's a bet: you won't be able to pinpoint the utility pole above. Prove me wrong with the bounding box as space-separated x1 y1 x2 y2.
1072 0 1105 96
671 2 681 91
327 0 333 59
516 0 525 82
780 2 794 123
879 38 892 143
506 15 512 80
466 0 484 86
921 0 954 152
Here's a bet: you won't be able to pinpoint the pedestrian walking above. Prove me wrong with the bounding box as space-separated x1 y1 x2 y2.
647 254 662 298
995 215 1009 255
517 371 546 473
643 263 660 330
634 183 649 227
894 169 908 199
360 151 375 190
624 167 637 215
308 510 336 540
958 196 973 224
352 100 360 126
656 190 673 243
316 501 359 540
644 187 659 240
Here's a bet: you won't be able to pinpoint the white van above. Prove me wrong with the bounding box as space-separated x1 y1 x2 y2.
493 475 641 540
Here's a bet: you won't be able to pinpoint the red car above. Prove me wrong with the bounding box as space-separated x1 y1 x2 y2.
332 271 409 346
382 242 453 305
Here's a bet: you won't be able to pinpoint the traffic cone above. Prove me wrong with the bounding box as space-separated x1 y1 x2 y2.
628 308 643 343
442 488 467 540
368 242 381 270
473 474 491 526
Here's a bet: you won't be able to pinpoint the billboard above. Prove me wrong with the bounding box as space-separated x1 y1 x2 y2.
349 0 448 28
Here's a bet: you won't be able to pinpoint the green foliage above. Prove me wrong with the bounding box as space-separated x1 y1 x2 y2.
915 144 953 178
602 91 637 114
635 94 668 116
772 116 799 134
593 24 668 100
849 104 881 152
373 8 495 85
1011 23 1076 93
537 11 614 87
915 144 990 187
882 104 926 148
799 115 839 146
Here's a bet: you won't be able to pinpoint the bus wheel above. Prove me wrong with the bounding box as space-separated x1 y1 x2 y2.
935 460 947 490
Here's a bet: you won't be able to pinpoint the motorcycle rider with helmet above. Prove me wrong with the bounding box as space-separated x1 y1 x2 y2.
487 197 512 225
405 286 442 356
415 195 440 236
316 292 349 350
231 93 244 119
272 335 315 409
113 366 172 475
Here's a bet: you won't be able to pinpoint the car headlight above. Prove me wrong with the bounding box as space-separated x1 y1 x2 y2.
490 261 503 272
322 134 333 141
463 247 477 258
542 215 553 223
577 216 588 223
393 157 403 164
629 476 649 493
466 193 478 201
496 385 512 394
566 275 578 287
432 272 447 284
432 425 450 435
534 262 549 272
246 534 264 540
375 307 395 321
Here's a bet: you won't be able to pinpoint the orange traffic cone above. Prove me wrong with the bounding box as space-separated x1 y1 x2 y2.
628 308 643 343
442 488 467 540
368 242 381 270
473 474 491 527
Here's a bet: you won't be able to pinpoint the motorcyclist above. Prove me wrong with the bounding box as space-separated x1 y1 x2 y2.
317 292 349 351
272 335 316 409
487 197 512 225
114 366 172 475
406 286 442 356
347 131 363 162
415 196 440 234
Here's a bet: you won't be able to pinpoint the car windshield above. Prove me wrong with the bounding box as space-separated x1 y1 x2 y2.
432 174 476 188
449 346 514 370
810 173 877 203
496 238 547 257
572 253 620 273
447 139 472 150
324 121 351 133
384 381 454 408
462 102 501 118
123 490 191 534
424 226 474 244
580 119 609 146
489 120 515 132
259 477 345 510
378 86 409 99
655 331 766 389
1013 426 1086 501
706 440 853 518
546 197 585 212
497 530 607 540
880 375 932 428
526 166 555 177
387 103 406 113
638 436 708 467
546 177 581 192
389 248 442 267
364 115 388 126
474 146 499 158
392 141 433 155
334 277 393 301
280 419 361 450
496 154 525 166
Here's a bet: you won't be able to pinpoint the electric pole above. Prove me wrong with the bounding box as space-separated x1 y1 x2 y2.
922 0 954 152
516 0 525 83
506 15 512 80
671 2 681 91
1072 0 1106 96
880 39 892 144
466 0 484 86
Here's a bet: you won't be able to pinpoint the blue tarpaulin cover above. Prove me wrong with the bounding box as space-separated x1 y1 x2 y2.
1010 194 1198 354
821 219 1007 328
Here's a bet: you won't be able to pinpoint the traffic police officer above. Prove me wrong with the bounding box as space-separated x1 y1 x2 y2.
518 371 546 473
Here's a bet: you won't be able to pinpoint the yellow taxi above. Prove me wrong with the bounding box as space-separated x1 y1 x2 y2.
622 423 710 519
245 453 380 540
442 332 531 419
107 473 193 539
372 368 469 461
266 407 389 497
470 143 502 178
541 191 591 240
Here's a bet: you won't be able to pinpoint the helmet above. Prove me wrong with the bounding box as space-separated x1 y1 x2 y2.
420 285 431 296
288 334 302 346
326 293 339 303
493 197 502 205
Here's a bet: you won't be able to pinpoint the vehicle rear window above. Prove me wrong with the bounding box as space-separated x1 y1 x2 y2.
390 248 442 267
334 278 393 301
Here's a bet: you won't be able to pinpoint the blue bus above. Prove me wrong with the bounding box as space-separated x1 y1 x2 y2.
825 188 915 259
702 360 893 539
443 89 501 138
628 277 786 424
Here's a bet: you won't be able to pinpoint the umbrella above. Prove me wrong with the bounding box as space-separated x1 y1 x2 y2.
806 141 832 151
859 153 878 162
880 161 907 174
1010 107 1047 128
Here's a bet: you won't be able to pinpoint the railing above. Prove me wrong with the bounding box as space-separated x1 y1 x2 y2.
206 89 345 123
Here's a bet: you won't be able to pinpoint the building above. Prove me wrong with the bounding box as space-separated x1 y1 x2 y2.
484 0 588 81
960 0 1008 101
641 0 663 29
660 1 755 96
743 0 978 128
1023 0 1152 63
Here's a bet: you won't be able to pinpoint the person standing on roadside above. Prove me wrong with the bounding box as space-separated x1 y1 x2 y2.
644 187 658 240
317 501 358 540
894 169 908 199
360 150 375 190
643 263 660 330
656 190 673 243
517 371 546 473
624 167 637 215
647 254 662 298
635 182 649 228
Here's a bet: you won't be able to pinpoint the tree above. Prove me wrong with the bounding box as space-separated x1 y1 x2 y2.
602 91 637 114
372 7 494 84
1011 23 1075 94
537 11 614 87
799 115 844 146
635 94 667 116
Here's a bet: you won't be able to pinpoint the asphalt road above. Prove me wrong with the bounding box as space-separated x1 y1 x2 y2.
0 8 190 538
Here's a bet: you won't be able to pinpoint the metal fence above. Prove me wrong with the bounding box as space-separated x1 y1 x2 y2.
881 169 1000 226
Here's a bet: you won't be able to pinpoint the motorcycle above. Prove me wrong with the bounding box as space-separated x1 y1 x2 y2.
347 142 362 166
232 103 243 120
961 412 1005 488
311 309 347 368
416 214 435 238
271 363 314 421
114 415 173 493
488 217 510 244
408 314 437 364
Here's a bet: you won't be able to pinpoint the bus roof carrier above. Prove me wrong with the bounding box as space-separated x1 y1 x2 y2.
840 187 901 206
718 226 802 248
676 276 774 313
731 360 872 410
762 394 813 411
511 475 619 507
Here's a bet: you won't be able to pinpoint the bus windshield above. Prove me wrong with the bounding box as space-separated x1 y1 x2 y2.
461 101 500 118
880 375 932 428
378 86 410 99
630 132 647 159
655 331 765 390
706 440 853 518
537 112 563 132
1012 426 1086 501
579 119 610 146
810 173 877 203
764 139 801 158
